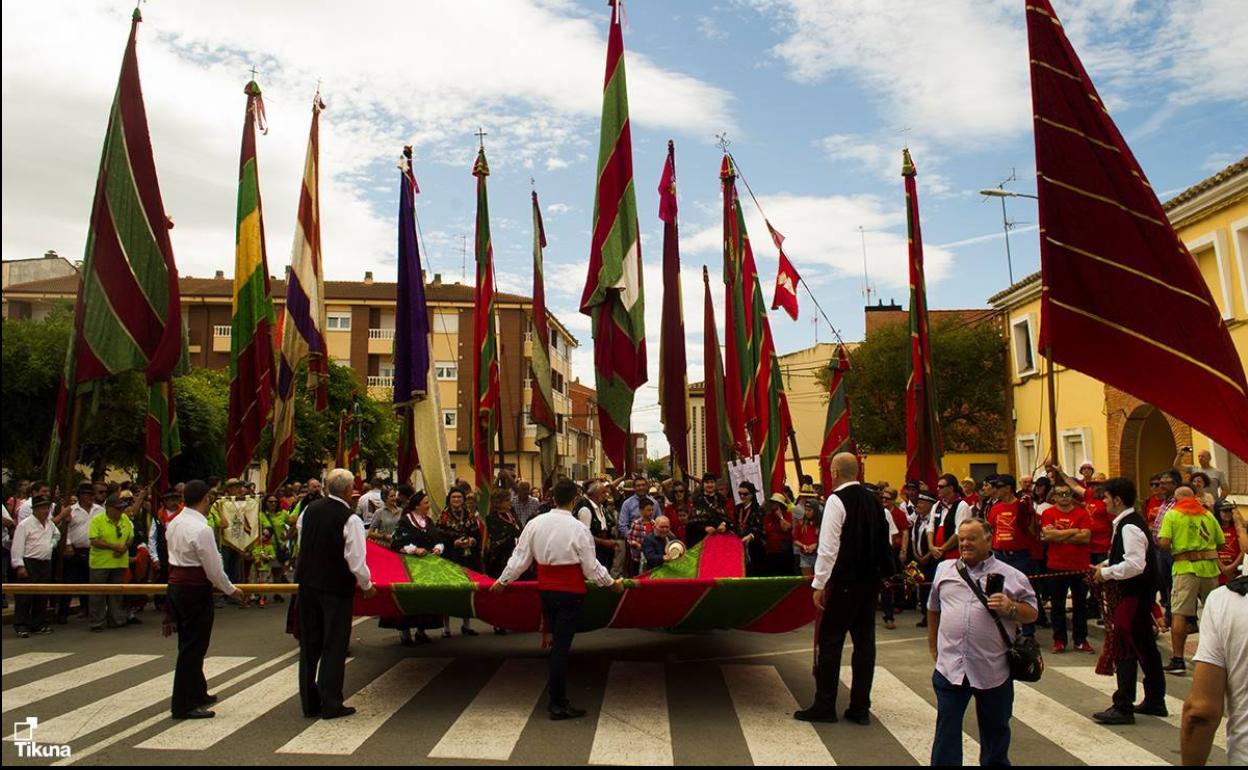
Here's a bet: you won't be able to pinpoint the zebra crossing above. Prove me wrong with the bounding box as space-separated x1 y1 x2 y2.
1 647 1227 765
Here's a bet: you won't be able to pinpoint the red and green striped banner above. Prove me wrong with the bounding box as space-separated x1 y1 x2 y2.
530 190 557 487
472 146 500 511
580 0 647 474
226 79 277 478
702 266 733 479
145 381 181 493
354 534 814 633
903 148 943 489
48 8 183 485
819 344 856 492
658 141 690 480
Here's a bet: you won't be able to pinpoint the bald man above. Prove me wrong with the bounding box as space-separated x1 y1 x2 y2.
796 453 897 725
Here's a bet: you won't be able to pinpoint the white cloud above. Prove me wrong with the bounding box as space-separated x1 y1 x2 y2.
545 202 573 216
820 134 951 195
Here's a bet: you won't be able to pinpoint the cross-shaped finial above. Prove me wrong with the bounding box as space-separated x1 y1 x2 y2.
899 126 912 149
475 127 488 148
249 65 260 81
715 132 731 152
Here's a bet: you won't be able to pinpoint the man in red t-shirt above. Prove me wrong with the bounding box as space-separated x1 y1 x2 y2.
1042 486 1093 653
985 475 1038 638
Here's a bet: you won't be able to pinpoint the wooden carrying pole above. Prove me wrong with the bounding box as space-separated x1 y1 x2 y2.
1045 347 1059 466
2 583 299 596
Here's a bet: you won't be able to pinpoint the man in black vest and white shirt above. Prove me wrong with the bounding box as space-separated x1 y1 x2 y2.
295 468 376 720
796 452 896 724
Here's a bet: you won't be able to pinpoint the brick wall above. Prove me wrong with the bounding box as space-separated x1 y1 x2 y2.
1104 384 1193 481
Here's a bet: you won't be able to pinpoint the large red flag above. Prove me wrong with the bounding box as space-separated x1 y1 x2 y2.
1027 0 1248 462
658 141 690 479
819 344 856 492
471 146 500 511
903 149 943 489
702 267 732 479
767 221 800 321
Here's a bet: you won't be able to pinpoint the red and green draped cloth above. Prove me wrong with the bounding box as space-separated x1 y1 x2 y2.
658 141 690 480
270 94 329 490
48 8 184 490
1026 0 1248 460
348 395 362 478
471 146 500 512
355 534 813 633
580 0 647 474
720 155 754 459
702 266 733 479
145 381 181 493
226 80 277 478
529 190 558 487
334 408 348 469
819 344 856 492
902 149 943 489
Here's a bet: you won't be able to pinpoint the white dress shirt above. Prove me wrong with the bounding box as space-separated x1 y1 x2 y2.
812 480 860 590
68 503 102 549
300 494 373 591
11 514 61 568
1099 508 1148 581
16 498 56 524
576 498 609 532
356 488 383 524
496 508 614 587
167 508 237 595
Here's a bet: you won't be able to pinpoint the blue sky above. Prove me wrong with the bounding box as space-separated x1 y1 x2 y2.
3 0 1245 456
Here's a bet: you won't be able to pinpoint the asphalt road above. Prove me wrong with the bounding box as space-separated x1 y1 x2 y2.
0 601 1230 766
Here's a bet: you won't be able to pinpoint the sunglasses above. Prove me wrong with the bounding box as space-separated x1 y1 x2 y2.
1054 491 1073 497
1149 482 1160 487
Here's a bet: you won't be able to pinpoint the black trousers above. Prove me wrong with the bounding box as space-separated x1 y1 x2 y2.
14 558 52 631
298 587 354 715
1112 598 1166 711
1049 573 1089 644
57 549 91 619
167 583 215 716
814 582 879 714
540 591 584 709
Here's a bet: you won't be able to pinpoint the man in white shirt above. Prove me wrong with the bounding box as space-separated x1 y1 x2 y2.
165 480 243 720
356 478 384 525
492 479 622 720
1182 576 1247 766
57 481 101 623
10 494 61 638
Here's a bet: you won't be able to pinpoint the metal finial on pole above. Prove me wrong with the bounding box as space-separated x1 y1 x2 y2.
899 126 912 150
475 127 488 149
249 65 260 81
715 132 731 152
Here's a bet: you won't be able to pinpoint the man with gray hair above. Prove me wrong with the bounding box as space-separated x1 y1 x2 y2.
295 469 376 720
575 481 616 569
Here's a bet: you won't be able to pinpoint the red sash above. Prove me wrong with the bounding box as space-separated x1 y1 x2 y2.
168 565 210 586
536 563 586 594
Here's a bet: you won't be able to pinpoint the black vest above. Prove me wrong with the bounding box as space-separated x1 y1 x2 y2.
1108 511 1156 599
830 484 897 584
294 497 356 596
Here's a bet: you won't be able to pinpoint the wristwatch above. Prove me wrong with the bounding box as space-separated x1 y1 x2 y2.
1006 601 1018 619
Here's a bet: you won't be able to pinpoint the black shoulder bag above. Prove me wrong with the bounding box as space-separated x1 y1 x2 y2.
955 561 1044 682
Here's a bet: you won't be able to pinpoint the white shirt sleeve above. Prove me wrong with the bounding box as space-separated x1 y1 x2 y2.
576 505 592 528
812 495 847 590
342 516 373 591
579 526 614 586
1101 524 1148 581
11 519 28 568
147 520 160 562
956 501 973 526
497 524 536 585
195 525 236 595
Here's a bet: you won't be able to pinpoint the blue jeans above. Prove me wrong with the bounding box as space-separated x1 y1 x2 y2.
994 550 1035 637
1153 546 1173 622
932 670 1013 766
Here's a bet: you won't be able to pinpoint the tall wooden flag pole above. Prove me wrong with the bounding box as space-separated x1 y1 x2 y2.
658 140 690 481
270 92 329 490
1026 0 1248 461
580 0 647 475
226 78 277 479
903 148 943 489
48 8 184 492
471 138 500 512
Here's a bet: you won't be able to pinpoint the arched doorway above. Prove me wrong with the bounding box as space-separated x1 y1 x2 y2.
1119 405 1177 488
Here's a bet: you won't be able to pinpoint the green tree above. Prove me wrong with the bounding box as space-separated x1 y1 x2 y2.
2 304 74 478
645 458 668 480
819 316 1008 454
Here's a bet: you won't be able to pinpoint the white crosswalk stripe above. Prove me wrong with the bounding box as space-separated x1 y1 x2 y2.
721 664 835 766
590 662 673 765
278 658 450 755
1047 665 1227 751
2 652 72 677
843 666 980 765
2 654 160 714
1014 680 1170 764
10 656 252 745
428 658 548 761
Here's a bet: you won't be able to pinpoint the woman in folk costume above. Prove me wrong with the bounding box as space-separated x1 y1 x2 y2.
485 492 523 635
380 491 446 646
440 486 485 637
735 482 765 576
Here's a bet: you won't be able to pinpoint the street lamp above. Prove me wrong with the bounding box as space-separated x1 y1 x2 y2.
979 187 1038 284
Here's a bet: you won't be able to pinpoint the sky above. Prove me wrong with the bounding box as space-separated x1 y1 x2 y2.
3 0 1246 458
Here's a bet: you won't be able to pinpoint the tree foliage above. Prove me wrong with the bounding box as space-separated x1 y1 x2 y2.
819 316 1009 454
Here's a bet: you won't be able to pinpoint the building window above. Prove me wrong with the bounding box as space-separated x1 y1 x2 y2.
327 312 352 331
1016 434 1039 478
1011 315 1036 377
552 370 565 395
1060 428 1090 474
442 410 458 429
379 363 395 379
434 362 458 381
433 312 458 334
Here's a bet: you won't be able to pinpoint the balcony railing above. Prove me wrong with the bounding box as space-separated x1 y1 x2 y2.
369 328 395 340
213 325 231 337
367 376 394 389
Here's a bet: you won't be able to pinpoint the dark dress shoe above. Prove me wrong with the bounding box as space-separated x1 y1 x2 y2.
843 709 871 725
1092 707 1135 725
549 705 587 721
172 708 215 720
793 707 838 723
461 627 479 637
321 706 357 720
1134 701 1168 717
198 694 219 706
